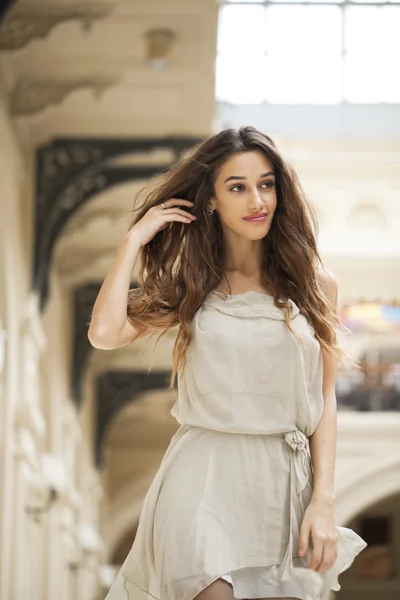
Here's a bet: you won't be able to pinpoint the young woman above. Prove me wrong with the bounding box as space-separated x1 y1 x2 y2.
89 127 367 600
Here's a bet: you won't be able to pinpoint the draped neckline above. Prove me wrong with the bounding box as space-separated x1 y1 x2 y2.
203 289 300 321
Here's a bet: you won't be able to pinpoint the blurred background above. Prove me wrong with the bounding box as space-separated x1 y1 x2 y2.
0 0 399 599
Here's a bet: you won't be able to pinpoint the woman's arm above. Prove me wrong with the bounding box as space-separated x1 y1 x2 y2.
309 268 339 504
88 199 196 349
88 232 147 349
298 268 339 573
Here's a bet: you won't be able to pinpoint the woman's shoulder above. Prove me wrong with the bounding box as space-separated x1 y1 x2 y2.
316 267 338 313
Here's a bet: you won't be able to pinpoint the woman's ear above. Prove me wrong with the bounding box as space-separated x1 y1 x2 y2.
208 195 217 211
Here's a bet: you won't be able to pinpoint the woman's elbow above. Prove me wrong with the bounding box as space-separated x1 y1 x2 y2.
87 325 118 350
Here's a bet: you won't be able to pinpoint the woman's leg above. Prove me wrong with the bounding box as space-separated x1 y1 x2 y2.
194 578 235 599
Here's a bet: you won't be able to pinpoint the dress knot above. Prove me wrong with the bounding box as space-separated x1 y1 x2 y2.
284 429 308 452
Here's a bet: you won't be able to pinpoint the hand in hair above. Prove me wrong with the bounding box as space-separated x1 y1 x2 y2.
130 198 197 247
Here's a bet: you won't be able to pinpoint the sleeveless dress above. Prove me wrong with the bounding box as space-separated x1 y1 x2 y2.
105 290 367 600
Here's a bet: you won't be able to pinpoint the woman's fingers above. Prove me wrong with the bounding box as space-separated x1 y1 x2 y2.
158 198 195 209
308 538 323 572
160 208 197 220
319 544 335 573
130 199 197 246
309 534 338 574
163 213 196 223
154 199 197 221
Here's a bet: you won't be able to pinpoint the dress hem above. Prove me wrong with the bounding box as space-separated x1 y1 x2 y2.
119 536 366 600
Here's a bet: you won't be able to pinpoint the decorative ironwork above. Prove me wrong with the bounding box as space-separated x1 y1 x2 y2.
95 370 172 466
0 0 15 25
72 282 100 406
33 136 201 310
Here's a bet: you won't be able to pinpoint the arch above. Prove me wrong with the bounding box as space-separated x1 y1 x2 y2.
105 475 155 561
102 388 177 557
336 458 400 525
95 369 172 466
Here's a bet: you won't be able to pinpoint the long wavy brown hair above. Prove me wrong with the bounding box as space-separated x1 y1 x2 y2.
127 126 354 389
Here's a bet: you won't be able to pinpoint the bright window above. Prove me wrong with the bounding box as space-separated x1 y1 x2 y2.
216 0 400 104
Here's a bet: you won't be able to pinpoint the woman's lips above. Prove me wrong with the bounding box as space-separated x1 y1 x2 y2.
243 213 268 222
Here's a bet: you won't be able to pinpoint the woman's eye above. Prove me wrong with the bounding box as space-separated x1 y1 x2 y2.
230 181 274 192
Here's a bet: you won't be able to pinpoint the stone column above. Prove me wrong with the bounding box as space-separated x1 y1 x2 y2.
11 295 47 600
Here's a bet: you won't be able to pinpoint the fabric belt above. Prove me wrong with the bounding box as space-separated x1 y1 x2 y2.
278 428 324 599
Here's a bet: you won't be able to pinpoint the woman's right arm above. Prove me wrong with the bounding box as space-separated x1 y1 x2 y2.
87 199 196 350
88 232 146 349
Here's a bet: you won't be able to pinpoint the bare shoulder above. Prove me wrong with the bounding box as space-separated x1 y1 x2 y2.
316 267 339 313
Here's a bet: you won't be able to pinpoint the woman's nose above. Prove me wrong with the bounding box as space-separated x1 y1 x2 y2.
250 189 264 210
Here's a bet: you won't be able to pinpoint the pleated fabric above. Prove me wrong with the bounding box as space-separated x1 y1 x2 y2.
105 290 367 600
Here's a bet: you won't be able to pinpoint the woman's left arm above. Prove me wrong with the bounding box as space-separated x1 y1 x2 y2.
298 268 339 574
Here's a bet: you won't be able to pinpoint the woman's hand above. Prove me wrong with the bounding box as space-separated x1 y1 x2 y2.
130 198 197 247
298 498 339 574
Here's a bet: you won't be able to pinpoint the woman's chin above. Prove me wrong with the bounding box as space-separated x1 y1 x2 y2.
240 227 271 241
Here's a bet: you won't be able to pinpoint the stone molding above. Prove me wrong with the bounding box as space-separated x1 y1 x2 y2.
14 400 46 446
21 293 47 354
9 76 118 116
20 294 47 412
0 3 113 51
145 28 177 69
0 316 7 375
76 522 104 553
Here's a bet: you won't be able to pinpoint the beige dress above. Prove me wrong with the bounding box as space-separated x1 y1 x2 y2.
105 290 367 600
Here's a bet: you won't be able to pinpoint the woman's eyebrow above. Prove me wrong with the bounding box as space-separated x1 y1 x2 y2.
223 171 275 184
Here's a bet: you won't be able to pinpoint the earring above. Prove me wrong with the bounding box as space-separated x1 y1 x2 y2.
207 208 213 215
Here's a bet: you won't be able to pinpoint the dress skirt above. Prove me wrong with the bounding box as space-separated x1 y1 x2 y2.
105 424 367 600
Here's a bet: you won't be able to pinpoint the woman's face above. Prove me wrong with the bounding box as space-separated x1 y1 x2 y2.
210 150 277 241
